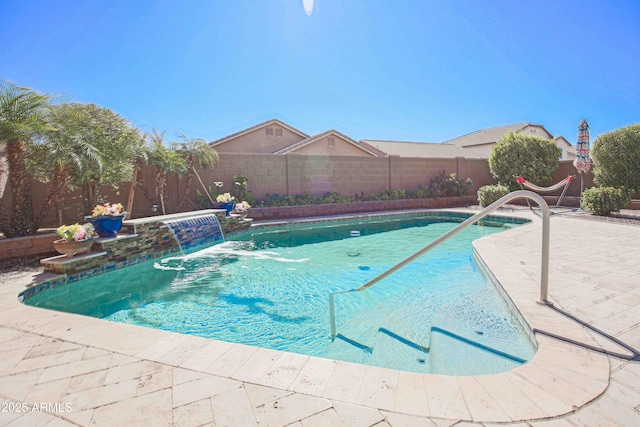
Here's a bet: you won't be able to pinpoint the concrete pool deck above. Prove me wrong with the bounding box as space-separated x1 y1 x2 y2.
0 207 639 426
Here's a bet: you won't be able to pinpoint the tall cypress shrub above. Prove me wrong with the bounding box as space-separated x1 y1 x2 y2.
489 132 561 190
591 124 640 192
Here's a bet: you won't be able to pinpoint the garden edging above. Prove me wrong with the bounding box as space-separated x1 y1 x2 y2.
247 195 478 220
0 233 57 260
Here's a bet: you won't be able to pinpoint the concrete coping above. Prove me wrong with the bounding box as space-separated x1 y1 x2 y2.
93 233 138 244
123 209 225 226
40 251 108 266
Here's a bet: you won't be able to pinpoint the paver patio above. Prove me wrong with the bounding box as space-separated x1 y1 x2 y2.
0 207 639 426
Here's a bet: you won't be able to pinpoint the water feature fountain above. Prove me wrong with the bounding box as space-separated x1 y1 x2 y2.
35 210 251 295
162 214 225 253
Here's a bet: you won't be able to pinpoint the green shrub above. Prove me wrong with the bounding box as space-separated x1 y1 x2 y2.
320 191 354 203
250 171 478 207
230 175 256 205
580 187 630 216
489 132 561 190
477 184 510 207
255 192 356 207
429 171 474 197
410 185 432 199
260 193 299 207
363 188 406 201
592 124 640 192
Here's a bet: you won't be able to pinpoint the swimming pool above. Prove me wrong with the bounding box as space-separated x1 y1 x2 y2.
24 212 535 375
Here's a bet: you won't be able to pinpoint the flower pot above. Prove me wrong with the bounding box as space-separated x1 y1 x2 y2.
232 211 248 219
90 214 125 237
217 202 236 216
53 238 94 257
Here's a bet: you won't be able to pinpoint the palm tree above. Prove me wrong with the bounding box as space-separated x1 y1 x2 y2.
145 133 187 215
172 134 218 211
28 104 102 229
132 130 160 207
61 103 144 214
0 80 53 236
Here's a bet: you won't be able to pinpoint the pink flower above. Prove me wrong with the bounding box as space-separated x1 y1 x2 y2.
73 229 87 241
56 223 94 242
92 202 124 217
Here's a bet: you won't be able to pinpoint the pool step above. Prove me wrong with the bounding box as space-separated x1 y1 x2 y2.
326 333 373 365
427 327 528 372
326 329 429 370
369 328 432 372
40 234 139 275
328 326 526 374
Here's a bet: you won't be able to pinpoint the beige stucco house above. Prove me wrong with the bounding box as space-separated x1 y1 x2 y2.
442 123 575 160
360 139 472 158
274 130 384 156
554 136 575 160
210 119 383 157
209 119 309 154
210 119 574 160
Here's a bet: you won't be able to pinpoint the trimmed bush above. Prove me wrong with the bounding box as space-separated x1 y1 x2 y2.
591 124 640 192
428 171 474 197
477 184 510 207
489 132 562 190
580 187 630 216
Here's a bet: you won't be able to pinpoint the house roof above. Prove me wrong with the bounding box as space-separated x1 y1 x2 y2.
554 136 573 148
361 139 473 158
207 118 570 158
356 140 389 157
209 119 308 148
274 129 383 156
442 123 551 147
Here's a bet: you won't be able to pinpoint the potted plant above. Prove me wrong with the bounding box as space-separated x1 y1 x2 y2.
89 202 126 237
53 223 95 257
231 201 251 219
216 192 236 216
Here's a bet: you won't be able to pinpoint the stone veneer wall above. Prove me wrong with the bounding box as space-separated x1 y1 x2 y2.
22 210 251 301
39 233 164 277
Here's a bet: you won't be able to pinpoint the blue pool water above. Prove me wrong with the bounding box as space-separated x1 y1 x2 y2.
25 213 536 375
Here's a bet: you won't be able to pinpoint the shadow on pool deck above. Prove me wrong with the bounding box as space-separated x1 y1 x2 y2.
534 303 640 360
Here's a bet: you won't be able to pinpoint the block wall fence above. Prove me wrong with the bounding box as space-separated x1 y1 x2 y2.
13 155 598 228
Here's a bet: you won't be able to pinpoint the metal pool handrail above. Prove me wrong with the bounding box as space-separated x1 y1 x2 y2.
329 190 551 338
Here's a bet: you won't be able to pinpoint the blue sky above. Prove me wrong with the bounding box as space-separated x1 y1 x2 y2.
2 0 639 144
